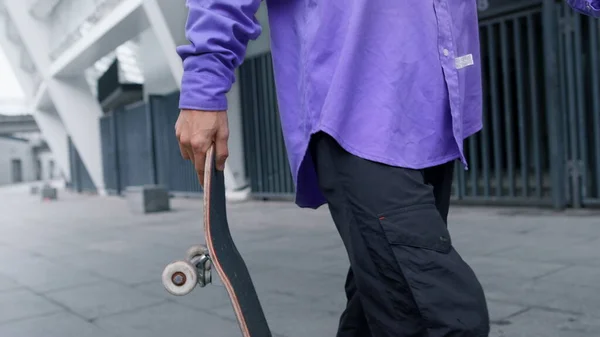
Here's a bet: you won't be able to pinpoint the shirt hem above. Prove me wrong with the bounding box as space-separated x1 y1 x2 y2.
317 122 482 170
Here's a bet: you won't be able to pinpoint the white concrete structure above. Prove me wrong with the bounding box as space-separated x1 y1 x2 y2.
0 135 35 185
0 0 272 198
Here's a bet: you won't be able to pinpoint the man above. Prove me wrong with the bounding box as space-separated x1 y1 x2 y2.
174 1 599 336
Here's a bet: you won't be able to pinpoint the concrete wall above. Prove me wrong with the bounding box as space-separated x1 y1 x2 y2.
0 136 35 185
37 149 60 181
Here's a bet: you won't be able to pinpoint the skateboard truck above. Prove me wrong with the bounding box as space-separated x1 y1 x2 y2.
162 245 212 296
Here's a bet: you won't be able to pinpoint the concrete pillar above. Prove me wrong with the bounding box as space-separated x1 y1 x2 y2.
32 108 70 181
4 0 106 193
0 9 70 181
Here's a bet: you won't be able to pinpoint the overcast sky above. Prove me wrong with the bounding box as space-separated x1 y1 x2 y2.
0 46 25 114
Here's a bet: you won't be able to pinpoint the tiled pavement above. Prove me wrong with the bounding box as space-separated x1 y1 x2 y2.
1 183 599 336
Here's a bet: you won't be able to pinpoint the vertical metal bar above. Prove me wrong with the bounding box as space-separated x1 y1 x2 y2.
263 54 277 194
457 140 465 199
479 23 491 198
239 64 253 191
589 15 600 199
146 97 158 185
513 17 528 197
542 0 567 209
255 57 268 193
486 23 503 197
573 13 588 200
250 59 263 192
467 132 477 197
564 9 581 208
557 4 571 204
527 14 543 199
500 20 515 197
110 110 121 194
265 53 282 193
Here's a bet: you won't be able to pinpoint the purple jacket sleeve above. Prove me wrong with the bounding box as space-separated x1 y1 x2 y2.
568 0 600 17
176 0 262 111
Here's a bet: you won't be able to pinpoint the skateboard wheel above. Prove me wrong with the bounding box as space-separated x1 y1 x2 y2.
185 245 209 260
162 260 197 296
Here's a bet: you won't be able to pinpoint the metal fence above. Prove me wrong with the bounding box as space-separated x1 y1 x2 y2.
239 52 295 197
237 0 600 209
99 102 154 195
99 115 118 194
150 92 203 195
98 92 202 196
555 0 600 208
452 2 559 207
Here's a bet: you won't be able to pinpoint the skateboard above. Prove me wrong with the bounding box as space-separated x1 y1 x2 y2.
161 145 272 337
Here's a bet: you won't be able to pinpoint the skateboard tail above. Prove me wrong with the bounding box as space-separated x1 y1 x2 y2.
204 146 272 337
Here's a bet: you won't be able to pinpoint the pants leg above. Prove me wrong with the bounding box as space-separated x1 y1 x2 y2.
309 132 490 337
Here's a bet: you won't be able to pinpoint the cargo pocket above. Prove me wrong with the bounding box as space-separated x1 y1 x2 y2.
377 203 452 254
377 203 458 325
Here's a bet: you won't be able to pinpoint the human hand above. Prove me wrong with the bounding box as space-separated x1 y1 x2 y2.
175 109 229 186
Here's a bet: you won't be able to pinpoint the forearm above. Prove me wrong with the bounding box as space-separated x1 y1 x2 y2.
177 0 262 111
567 0 600 17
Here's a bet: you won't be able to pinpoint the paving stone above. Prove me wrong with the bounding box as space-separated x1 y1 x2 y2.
465 255 567 280
55 251 160 286
0 273 21 293
0 312 119 337
0 257 105 293
0 289 64 324
1 185 599 336
490 308 600 337
481 275 600 317
134 280 233 312
43 281 166 320
94 302 241 337
537 265 600 289
486 300 528 322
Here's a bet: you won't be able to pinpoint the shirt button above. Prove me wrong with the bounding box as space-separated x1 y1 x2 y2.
443 49 449 56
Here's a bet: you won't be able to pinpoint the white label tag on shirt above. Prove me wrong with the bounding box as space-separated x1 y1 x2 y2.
455 54 474 69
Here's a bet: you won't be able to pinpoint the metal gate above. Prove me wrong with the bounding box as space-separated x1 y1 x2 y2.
239 52 295 197
115 102 154 189
451 1 569 209
98 102 154 194
555 1 600 207
99 114 118 194
150 91 203 195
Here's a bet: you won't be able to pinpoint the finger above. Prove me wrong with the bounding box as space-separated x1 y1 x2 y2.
191 139 208 187
176 126 191 160
214 129 229 171
178 141 190 160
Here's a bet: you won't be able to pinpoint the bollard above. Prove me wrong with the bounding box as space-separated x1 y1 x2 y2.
125 185 170 214
40 184 58 201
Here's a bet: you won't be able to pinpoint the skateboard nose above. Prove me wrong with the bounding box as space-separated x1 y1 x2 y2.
172 272 186 286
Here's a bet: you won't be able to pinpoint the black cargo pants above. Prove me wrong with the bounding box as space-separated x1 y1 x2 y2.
309 132 490 337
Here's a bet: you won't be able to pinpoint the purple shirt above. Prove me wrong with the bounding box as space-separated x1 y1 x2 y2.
177 0 599 209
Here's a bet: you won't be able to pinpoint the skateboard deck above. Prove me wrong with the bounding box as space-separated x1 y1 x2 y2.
162 145 271 337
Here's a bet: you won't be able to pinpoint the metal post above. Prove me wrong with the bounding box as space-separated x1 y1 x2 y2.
542 0 567 210
146 96 158 185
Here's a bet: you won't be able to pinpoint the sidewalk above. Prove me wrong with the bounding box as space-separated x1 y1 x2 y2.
0 185 599 336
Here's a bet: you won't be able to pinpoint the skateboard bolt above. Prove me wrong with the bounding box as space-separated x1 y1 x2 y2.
172 272 186 286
